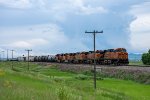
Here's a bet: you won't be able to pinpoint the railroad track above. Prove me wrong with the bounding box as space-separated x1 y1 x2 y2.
35 62 150 67
127 64 150 67
33 62 150 72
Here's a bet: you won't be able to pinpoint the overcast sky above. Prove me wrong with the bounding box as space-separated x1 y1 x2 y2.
0 0 150 57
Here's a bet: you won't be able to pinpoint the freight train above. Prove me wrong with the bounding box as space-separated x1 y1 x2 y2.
55 48 129 65
17 48 129 65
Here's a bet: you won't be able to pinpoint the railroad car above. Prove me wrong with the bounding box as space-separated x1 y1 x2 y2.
69 53 76 63
48 55 55 62
87 50 104 64
74 52 87 63
34 56 38 62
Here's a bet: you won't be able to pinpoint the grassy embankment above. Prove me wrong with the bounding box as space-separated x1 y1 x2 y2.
0 61 150 100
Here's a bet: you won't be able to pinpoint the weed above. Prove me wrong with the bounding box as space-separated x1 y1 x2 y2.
74 74 91 80
74 74 103 80
0 69 5 76
3 80 13 88
53 78 64 83
57 87 69 100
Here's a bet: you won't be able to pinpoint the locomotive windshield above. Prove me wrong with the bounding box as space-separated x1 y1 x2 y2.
122 49 127 52
115 48 127 52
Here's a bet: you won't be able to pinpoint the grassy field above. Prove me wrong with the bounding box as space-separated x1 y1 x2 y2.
129 61 144 65
0 61 150 100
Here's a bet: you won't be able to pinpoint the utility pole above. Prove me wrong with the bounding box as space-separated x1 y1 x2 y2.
0 53 1 61
85 30 103 89
25 49 32 70
11 50 14 69
7 49 9 61
1 51 5 61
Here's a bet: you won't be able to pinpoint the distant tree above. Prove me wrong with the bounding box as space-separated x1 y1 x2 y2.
142 50 150 65
148 49 150 54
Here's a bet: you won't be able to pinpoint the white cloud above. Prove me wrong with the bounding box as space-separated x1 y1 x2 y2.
0 0 107 14
130 14 150 33
0 23 68 48
53 0 107 15
68 0 107 15
10 41 32 48
3 0 149 54
77 5 107 15
130 2 150 14
0 48 5 51
9 38 48 48
43 0 107 22
28 38 49 46
0 0 107 23
0 0 32 9
0 23 88 55
129 2 150 52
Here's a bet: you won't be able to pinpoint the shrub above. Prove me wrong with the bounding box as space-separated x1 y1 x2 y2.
142 50 150 65
75 74 103 80
83 70 93 76
135 74 150 84
75 74 91 80
0 69 5 76
95 68 150 84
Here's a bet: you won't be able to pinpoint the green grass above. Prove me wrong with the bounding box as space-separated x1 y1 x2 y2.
129 60 150 66
0 61 150 100
129 61 145 66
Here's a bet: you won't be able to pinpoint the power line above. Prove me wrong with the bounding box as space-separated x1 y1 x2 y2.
25 49 32 70
85 30 103 89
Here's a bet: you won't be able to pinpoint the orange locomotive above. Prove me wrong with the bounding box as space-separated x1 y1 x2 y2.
103 48 128 65
55 48 129 65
